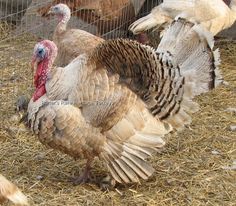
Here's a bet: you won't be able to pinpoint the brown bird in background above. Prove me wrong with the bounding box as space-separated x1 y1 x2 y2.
37 0 136 37
0 174 28 205
45 3 104 67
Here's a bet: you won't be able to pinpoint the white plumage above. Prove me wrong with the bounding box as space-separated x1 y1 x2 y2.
129 0 236 35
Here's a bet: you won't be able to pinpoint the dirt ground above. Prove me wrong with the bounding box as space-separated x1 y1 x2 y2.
0 31 236 205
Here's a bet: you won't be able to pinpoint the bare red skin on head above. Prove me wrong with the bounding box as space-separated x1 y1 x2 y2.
33 59 50 102
32 40 57 102
34 59 49 87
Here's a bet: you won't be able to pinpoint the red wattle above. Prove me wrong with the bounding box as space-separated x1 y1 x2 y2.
34 59 49 88
33 85 46 102
33 58 50 101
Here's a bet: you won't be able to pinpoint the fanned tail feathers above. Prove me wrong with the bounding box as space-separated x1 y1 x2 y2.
154 52 199 130
157 18 223 96
101 102 170 183
154 18 223 130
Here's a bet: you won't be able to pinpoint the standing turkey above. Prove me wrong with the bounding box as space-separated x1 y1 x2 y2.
27 18 222 185
47 3 104 67
0 174 28 205
129 0 236 36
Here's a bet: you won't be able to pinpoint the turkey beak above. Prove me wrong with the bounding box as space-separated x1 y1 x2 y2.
47 7 54 16
45 8 53 18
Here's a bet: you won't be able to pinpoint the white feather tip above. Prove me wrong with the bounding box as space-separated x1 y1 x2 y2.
213 49 223 86
192 24 215 49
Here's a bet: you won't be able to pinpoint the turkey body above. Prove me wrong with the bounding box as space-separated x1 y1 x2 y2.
27 18 222 184
29 48 170 184
129 0 236 35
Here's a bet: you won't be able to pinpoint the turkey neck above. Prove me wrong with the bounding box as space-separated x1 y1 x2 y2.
54 12 71 37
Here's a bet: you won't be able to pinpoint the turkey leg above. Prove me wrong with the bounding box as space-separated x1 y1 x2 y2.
72 158 93 185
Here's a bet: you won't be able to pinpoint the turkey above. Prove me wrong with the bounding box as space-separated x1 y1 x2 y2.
129 0 236 36
47 3 104 66
0 174 28 205
27 18 222 185
37 0 135 38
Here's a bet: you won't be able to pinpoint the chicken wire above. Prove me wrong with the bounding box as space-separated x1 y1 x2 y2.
0 0 162 41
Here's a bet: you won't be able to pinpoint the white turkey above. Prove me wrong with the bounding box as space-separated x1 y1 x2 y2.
27 18 222 185
129 0 236 35
0 174 28 205
47 3 104 66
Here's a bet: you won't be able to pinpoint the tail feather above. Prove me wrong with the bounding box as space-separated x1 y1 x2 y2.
101 102 169 183
157 18 194 54
106 160 124 183
123 144 151 160
0 174 28 205
109 158 131 183
213 49 223 87
122 151 155 177
158 18 223 96
128 132 165 148
120 156 149 179
150 53 199 131
153 18 223 130
115 159 139 182
124 143 155 156
102 132 161 183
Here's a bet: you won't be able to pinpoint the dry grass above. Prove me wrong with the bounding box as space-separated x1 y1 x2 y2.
0 26 236 205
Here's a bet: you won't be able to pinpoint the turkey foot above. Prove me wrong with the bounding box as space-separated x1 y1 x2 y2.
99 175 116 191
72 159 93 185
72 169 91 185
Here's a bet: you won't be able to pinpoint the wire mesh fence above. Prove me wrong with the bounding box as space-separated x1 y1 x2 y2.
0 0 162 120
0 0 162 41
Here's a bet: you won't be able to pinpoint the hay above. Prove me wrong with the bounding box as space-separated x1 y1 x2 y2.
0 28 236 205
0 21 12 40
